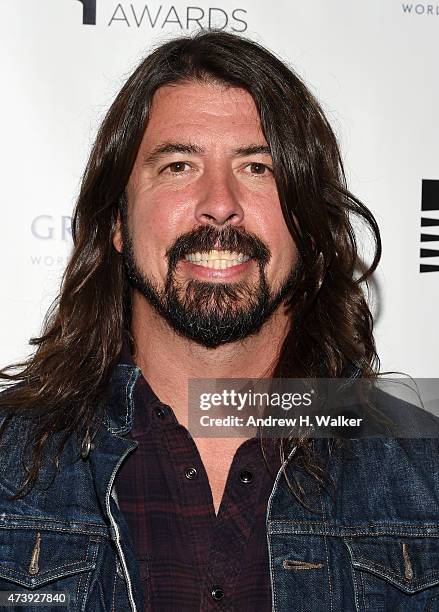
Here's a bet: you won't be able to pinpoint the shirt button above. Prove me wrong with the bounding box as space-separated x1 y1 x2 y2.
239 470 253 483
211 586 224 601
155 406 166 418
184 466 198 480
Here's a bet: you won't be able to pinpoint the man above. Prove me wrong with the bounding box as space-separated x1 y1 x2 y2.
1 30 438 612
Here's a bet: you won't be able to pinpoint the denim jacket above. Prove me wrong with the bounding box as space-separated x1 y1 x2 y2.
0 363 439 612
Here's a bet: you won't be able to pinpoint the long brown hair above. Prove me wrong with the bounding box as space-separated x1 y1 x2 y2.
0 30 380 499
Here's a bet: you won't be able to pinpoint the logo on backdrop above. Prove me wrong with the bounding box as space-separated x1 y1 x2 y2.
30 215 73 268
420 180 439 273
73 1 248 31
31 215 72 242
76 0 96 24
402 3 439 16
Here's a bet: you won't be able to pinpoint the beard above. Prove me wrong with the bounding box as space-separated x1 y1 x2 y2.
122 221 299 349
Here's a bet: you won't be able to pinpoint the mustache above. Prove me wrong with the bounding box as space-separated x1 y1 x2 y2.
166 225 271 269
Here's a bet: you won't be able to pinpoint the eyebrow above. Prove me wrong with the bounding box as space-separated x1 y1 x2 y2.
142 141 272 165
142 142 203 165
234 144 271 157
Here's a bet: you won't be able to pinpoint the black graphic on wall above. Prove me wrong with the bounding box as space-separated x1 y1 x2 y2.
420 179 439 272
76 0 96 25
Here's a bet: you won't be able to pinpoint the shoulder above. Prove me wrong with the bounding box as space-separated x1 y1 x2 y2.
374 386 439 434
0 394 81 498
342 385 439 463
333 380 439 439
322 384 439 482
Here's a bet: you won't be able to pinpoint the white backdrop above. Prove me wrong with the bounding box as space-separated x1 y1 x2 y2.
1 0 438 376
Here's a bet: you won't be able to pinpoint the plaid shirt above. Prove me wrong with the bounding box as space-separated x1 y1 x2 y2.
115 346 281 611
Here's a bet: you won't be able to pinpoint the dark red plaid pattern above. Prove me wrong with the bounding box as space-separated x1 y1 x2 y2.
115 348 281 611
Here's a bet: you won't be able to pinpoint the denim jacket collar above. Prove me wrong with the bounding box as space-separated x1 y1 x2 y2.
103 363 142 436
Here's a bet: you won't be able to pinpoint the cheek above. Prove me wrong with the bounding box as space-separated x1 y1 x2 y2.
131 182 191 231
273 234 297 278
129 190 191 276
255 204 297 266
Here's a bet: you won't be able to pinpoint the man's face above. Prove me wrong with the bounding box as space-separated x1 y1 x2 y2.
113 80 298 348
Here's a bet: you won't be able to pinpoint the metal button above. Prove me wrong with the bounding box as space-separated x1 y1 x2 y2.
239 470 253 483
184 466 198 480
155 406 166 418
211 586 224 601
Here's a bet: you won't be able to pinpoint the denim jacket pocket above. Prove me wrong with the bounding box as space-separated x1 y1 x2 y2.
344 534 439 612
0 523 102 611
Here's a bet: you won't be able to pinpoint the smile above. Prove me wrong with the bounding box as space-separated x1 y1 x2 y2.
184 250 250 270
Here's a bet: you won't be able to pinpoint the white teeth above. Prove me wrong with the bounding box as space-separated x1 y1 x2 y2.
183 250 251 269
196 259 246 269
184 250 250 267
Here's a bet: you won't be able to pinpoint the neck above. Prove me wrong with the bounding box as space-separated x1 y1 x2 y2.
130 295 290 428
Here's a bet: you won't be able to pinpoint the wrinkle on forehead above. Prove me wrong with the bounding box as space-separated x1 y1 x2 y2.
146 81 263 132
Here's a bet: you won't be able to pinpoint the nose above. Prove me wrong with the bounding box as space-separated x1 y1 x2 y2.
194 169 244 227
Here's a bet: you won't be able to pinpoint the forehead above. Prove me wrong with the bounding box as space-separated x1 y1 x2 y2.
142 80 265 144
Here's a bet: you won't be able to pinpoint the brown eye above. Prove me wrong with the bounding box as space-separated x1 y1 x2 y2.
249 163 268 174
168 162 188 173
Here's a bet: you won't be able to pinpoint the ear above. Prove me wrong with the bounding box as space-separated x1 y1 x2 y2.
112 211 123 254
